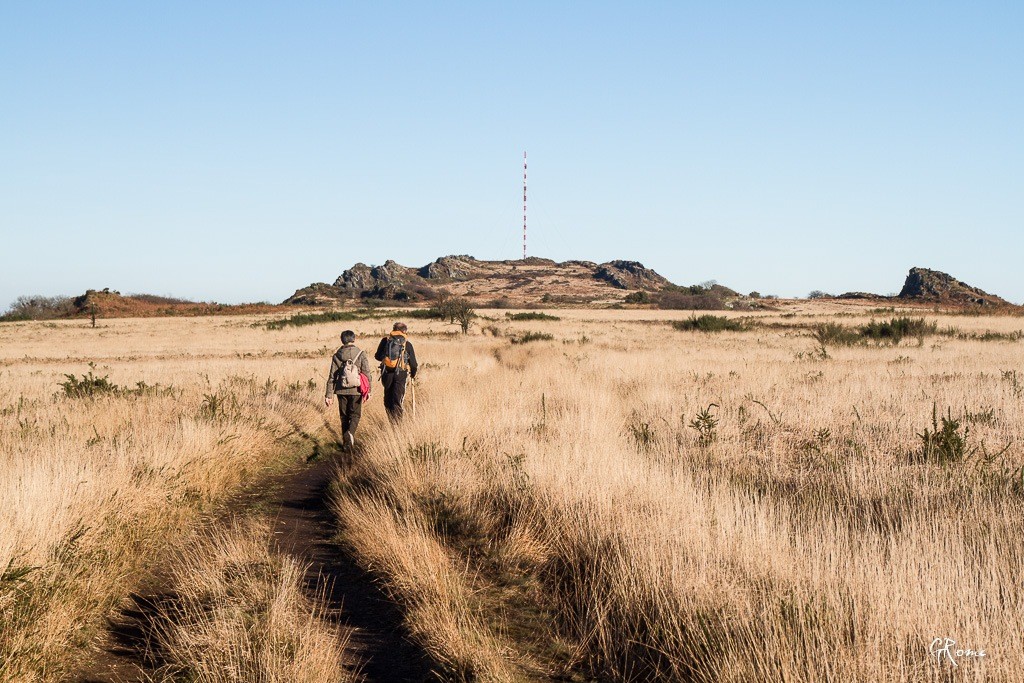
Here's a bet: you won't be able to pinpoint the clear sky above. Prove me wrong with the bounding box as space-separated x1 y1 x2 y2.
2 2 1021 309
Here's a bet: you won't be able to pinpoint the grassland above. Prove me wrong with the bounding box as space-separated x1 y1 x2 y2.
0 315 361 681
2 305 1022 681
333 306 1024 682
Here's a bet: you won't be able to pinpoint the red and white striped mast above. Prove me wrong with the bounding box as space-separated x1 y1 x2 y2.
522 151 527 260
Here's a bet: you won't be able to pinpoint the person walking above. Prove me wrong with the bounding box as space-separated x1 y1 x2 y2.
375 322 418 421
325 330 372 449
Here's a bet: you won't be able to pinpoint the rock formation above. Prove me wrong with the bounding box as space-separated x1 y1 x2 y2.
898 267 1007 306
283 256 678 305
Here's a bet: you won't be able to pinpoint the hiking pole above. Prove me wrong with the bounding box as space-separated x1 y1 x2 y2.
409 377 416 418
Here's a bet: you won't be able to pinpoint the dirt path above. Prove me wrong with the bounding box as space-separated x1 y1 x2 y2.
272 453 435 682
76 451 435 683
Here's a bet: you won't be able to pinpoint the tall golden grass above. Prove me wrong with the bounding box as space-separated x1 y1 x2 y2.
147 519 353 682
0 315 385 681
332 308 1024 682
3 308 1022 682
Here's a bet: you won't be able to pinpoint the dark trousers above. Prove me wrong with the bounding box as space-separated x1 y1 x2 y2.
381 370 408 421
337 394 362 435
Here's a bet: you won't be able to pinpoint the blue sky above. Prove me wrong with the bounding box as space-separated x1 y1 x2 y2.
2 2 1021 308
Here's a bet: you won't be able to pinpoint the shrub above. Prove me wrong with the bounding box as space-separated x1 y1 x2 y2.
807 290 833 299
860 317 936 344
915 404 971 465
688 404 719 447
664 283 713 296
488 296 513 309
60 366 121 398
406 308 445 319
628 420 656 451
658 292 725 310
505 312 561 321
672 315 744 333
623 291 650 304
510 332 554 344
811 323 860 347
2 295 75 321
264 310 363 330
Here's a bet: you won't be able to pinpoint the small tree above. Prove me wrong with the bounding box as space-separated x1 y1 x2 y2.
434 293 475 333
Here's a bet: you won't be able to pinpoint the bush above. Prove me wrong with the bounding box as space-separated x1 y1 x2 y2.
510 332 554 344
688 404 719 447
488 296 513 309
2 295 75 321
406 308 445 319
860 317 936 344
811 323 860 347
807 290 833 299
264 310 363 330
505 312 561 321
915 404 971 465
624 291 650 304
60 365 121 398
658 292 725 310
672 315 744 333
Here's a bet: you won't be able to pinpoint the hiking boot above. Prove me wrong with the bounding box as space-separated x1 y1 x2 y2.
344 431 355 450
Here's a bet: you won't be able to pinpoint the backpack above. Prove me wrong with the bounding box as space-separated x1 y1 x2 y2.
336 350 363 389
381 335 408 371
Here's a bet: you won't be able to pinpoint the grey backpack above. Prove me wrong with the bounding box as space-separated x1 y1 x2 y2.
337 350 363 389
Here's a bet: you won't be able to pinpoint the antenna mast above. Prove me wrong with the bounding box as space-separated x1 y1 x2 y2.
522 151 527 260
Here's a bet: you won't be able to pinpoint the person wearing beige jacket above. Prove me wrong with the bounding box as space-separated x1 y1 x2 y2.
325 330 372 449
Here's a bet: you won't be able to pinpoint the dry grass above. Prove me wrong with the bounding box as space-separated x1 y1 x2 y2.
146 519 353 682
3 305 1022 682
331 305 1024 682
0 315 393 681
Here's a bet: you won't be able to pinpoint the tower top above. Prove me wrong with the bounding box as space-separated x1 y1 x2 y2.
522 151 527 260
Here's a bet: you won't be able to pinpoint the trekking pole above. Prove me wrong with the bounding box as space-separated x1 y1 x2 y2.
410 377 416 418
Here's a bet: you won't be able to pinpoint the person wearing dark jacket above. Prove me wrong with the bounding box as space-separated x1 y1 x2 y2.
325 330 373 449
374 322 418 421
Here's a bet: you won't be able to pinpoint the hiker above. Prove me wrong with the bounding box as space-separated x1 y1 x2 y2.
325 330 372 449
375 322 418 421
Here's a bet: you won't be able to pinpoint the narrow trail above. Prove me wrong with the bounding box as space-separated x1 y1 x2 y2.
272 453 435 682
76 450 435 683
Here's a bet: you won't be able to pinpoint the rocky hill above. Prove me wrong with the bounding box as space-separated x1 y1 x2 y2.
1 289 277 321
897 267 1008 306
835 267 1011 307
285 256 676 306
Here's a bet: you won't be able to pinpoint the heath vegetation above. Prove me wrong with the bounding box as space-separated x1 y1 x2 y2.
2 304 1022 681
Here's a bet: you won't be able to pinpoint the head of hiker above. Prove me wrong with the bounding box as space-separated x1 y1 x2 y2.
375 321 418 422
324 328 372 450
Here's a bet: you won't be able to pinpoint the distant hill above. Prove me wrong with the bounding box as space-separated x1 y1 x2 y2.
0 289 276 321
285 255 679 307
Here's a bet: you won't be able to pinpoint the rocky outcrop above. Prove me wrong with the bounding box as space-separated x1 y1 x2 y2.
283 255 680 305
898 267 1007 306
594 260 672 290
333 260 421 293
418 255 482 281
283 283 347 306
